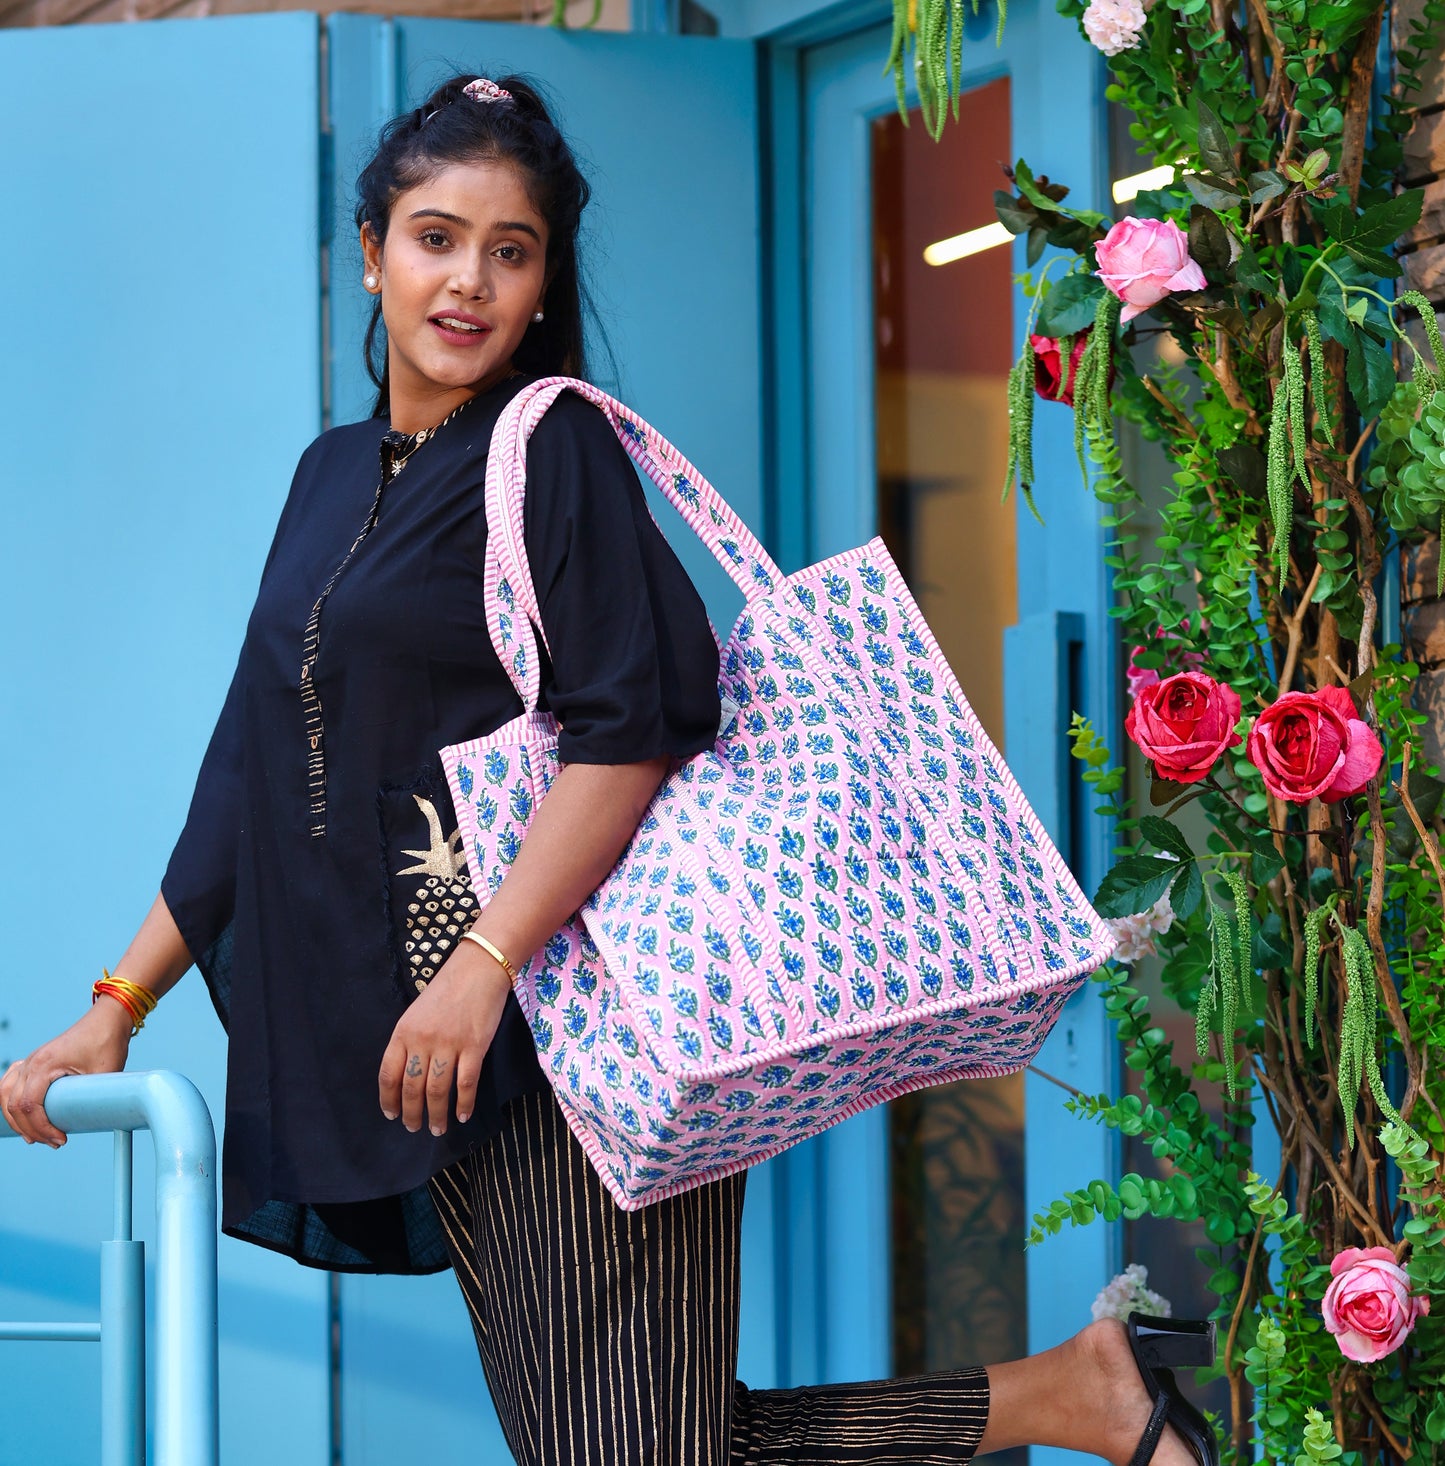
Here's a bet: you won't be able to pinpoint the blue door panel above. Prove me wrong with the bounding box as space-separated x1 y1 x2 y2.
0 15 329 1465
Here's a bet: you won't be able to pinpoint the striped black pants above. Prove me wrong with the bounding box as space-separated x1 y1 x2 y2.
428 1089 991 1465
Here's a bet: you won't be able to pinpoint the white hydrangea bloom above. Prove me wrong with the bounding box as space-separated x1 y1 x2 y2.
1082 0 1148 55
1091 1264 1173 1323
1106 911 1159 963
1105 888 1176 963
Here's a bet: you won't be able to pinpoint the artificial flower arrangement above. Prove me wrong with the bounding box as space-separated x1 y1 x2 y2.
886 0 1445 1457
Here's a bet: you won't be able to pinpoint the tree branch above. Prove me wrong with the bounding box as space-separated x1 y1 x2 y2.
1337 6 1385 210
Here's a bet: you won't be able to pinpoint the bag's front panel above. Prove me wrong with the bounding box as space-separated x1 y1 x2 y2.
585 762 784 1071
558 969 1079 1209
782 545 1112 982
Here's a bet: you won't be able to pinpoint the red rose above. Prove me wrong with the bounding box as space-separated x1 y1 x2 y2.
1031 328 1116 407
1246 686 1383 804
1126 672 1243 784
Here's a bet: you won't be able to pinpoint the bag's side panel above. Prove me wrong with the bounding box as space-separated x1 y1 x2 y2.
856 548 1118 977
440 723 609 1061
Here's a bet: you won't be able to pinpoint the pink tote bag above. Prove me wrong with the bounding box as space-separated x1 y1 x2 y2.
440 379 1117 1210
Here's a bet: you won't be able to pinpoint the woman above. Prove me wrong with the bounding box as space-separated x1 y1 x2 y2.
0 73 1214 1466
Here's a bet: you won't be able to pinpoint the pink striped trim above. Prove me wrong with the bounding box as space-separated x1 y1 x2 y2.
481 378 783 699
439 710 559 759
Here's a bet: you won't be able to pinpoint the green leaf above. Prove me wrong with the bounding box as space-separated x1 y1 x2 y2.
1140 816 1193 861
994 189 1036 235
1196 97 1239 181
1094 853 1182 918
1218 442 1268 495
1149 776 1196 806
1312 199 1352 239
1185 173 1244 210
1341 242 1403 278
1036 273 1108 337
1426 1402 1445 1444
1252 912 1294 969
1234 238 1272 294
1317 280 1351 344
1347 325 1398 419
1026 224 1049 266
1188 205 1233 279
1249 840 1286 886
1170 861 1204 920
1351 188 1424 247
1248 170 1286 205
1012 158 1061 214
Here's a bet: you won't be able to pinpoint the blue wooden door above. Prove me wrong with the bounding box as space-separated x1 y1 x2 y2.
788 0 1120 1424
0 15 331 1465
321 18 779 1460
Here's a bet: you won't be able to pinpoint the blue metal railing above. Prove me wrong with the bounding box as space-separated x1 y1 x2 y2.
0 1071 220 1466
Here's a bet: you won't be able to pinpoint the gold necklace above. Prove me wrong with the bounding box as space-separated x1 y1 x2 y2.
384 373 521 479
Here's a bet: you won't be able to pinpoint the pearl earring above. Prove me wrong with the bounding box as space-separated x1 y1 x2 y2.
533 311 545 323
364 273 379 290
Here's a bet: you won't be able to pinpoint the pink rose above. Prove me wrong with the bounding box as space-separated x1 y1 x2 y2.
1246 687 1383 804
1094 217 1208 322
1322 1246 1429 1363
1125 672 1242 784
1127 623 1205 700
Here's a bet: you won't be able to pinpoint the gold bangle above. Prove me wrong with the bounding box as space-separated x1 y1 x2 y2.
461 931 519 986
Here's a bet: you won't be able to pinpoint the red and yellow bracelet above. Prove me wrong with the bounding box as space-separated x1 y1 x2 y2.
92 970 159 1036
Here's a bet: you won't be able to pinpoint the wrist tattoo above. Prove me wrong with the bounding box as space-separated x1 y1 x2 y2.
406 1054 423 1078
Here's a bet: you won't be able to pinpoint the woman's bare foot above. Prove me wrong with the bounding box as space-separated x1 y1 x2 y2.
1076 1319 1201 1466
978 1318 1203 1465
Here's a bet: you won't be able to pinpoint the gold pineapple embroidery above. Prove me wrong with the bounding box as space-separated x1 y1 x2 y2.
395 795 477 992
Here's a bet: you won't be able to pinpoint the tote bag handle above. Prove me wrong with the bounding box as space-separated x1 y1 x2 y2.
481 378 784 709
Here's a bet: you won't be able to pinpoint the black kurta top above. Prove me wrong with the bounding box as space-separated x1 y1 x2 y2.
161 375 720 1272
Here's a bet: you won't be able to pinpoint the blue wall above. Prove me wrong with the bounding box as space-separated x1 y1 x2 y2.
0 15 330 1464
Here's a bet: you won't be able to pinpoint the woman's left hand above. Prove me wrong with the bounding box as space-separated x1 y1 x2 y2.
378 941 513 1135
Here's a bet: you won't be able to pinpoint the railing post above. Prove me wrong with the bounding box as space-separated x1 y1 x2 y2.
100 1238 145 1466
2 1070 219 1466
100 1128 145 1466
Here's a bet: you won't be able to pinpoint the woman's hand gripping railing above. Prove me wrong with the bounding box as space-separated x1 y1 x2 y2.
0 1071 219 1466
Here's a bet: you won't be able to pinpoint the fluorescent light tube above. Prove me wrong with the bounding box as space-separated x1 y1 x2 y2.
1112 165 1178 203
922 220 1014 266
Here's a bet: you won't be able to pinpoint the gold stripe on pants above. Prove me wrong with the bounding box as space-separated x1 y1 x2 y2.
428 1090 991 1466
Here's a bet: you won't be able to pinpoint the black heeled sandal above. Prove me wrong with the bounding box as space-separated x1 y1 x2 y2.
1125 1313 1220 1466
